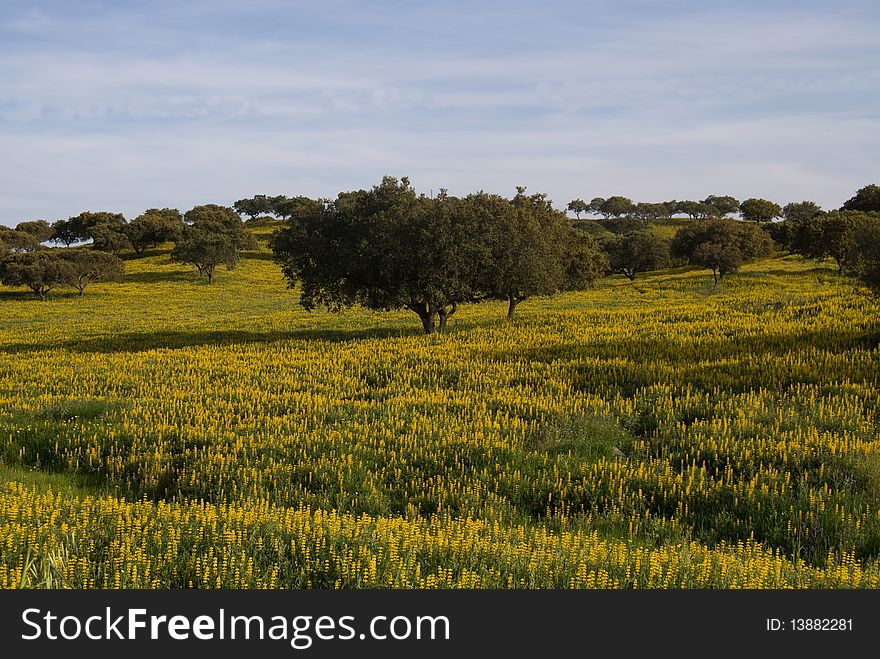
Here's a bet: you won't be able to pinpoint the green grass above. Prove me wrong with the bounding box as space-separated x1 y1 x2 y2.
0 462 114 498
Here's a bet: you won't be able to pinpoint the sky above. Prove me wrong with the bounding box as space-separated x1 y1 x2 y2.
1 0 878 225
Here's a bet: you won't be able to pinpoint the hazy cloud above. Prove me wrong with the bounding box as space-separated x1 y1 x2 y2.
1 0 878 224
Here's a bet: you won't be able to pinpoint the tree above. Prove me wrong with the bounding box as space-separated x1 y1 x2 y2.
782 201 822 224
480 188 605 318
599 216 647 234
50 218 87 247
588 197 606 216
739 198 782 223
633 202 670 220
57 250 123 296
0 251 76 300
184 204 240 227
563 229 607 294
567 199 589 219
0 228 40 253
171 233 240 284
272 196 324 223
272 177 490 334
182 204 257 268
599 196 634 218
702 195 740 217
789 211 862 274
671 218 773 286
233 195 274 221
15 220 53 242
603 231 670 281
850 214 880 294
172 205 256 282
266 195 320 221
90 224 132 253
124 209 184 255
842 184 880 213
762 220 793 251
676 200 716 220
51 211 126 246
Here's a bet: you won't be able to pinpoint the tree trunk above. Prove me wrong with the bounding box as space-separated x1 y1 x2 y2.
438 301 458 331
408 302 437 335
507 295 526 318
78 287 85 297
421 313 436 334
712 269 719 287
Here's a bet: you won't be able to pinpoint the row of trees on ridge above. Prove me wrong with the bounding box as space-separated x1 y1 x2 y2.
566 185 880 223
2 182 880 334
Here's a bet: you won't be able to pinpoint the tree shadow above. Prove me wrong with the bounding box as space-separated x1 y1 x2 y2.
241 251 276 261
0 290 84 302
123 270 195 284
118 247 171 261
481 324 880 396
760 266 839 278
0 325 417 355
0 290 37 302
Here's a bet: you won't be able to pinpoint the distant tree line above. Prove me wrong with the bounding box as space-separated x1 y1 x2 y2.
0 249 122 300
3 182 880 311
593 219 774 286
567 185 880 292
0 203 255 298
567 195 779 221
233 194 319 222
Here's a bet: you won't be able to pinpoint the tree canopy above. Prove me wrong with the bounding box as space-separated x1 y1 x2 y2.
90 223 132 253
850 214 880 294
172 205 256 283
15 220 53 242
51 212 126 247
674 201 716 220
0 228 40 253
633 202 669 221
739 198 782 223
602 231 670 281
0 251 76 300
672 218 774 285
567 199 589 219
124 208 184 255
789 210 864 273
782 201 822 224
480 188 604 318
842 184 880 213
58 250 124 296
272 177 479 333
702 195 740 217
233 195 274 221
598 196 635 218
271 177 606 333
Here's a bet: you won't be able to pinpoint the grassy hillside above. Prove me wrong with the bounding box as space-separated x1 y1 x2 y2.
1 227 880 588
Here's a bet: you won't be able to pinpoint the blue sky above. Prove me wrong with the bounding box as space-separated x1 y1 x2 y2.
1 0 878 225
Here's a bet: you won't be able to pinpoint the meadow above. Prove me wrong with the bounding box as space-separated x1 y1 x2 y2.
1 225 879 588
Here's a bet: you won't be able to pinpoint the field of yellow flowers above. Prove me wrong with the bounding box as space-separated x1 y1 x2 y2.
1 229 879 588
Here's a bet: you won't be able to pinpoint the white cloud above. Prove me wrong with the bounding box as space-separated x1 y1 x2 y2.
0 1 878 224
